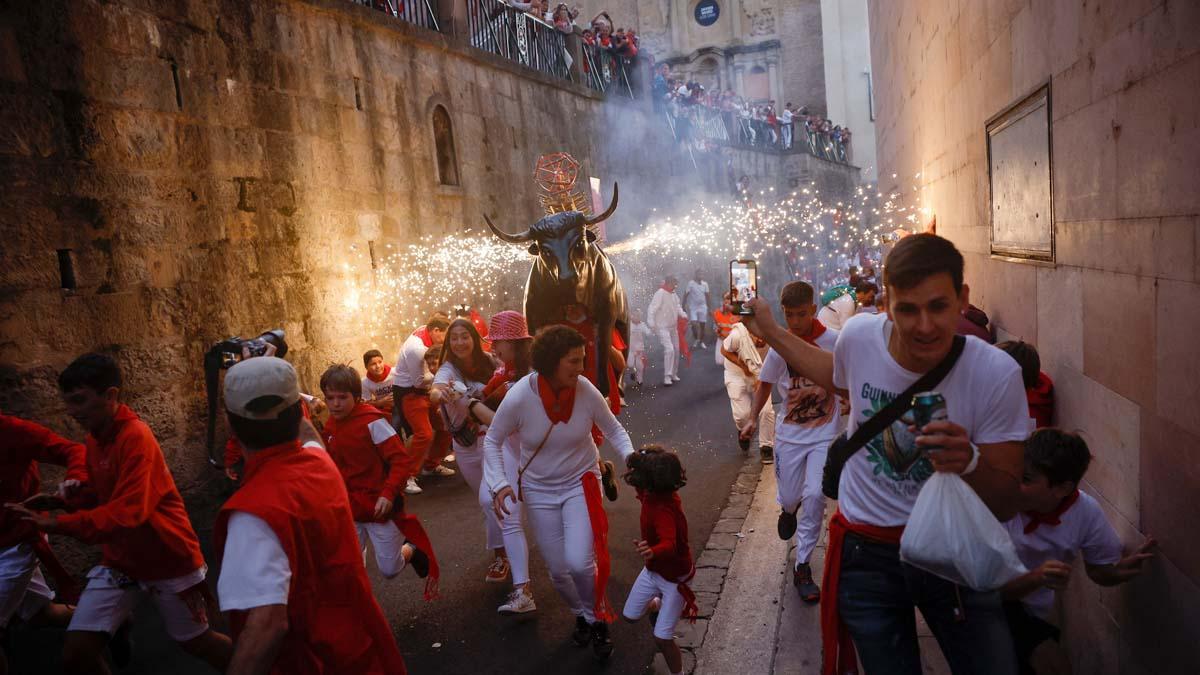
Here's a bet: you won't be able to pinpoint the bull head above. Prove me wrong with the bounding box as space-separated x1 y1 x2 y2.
483 183 618 285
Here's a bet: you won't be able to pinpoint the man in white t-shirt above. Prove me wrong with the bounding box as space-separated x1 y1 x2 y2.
1000 429 1155 673
721 317 775 462
740 282 840 603
683 269 711 350
743 234 1030 675
647 275 688 386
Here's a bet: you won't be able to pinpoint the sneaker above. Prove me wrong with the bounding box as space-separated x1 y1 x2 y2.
443 454 456 463
600 460 620 502
571 616 592 647
405 477 423 495
109 619 134 668
738 437 751 453
699 342 708 350
422 464 456 477
407 543 430 579
663 378 674 386
760 445 774 465
590 621 613 660
794 563 820 603
671 375 682 383
498 587 537 615
777 508 798 540
486 557 510 583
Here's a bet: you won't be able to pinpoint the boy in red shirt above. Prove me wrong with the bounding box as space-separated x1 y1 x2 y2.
621 445 697 675
320 364 439 598
1 414 88 674
8 353 230 674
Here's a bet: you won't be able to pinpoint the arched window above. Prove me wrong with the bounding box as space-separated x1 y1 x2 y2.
432 105 459 186
745 65 769 101
698 56 721 91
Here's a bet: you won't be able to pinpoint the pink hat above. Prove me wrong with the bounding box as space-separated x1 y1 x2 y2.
488 310 532 341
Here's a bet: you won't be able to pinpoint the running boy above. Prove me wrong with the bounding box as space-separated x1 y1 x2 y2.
361 349 395 413
320 364 439 598
742 281 840 603
628 309 652 386
621 445 697 675
8 353 231 674
1002 429 1155 673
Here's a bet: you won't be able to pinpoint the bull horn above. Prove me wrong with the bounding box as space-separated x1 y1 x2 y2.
583 183 619 226
484 213 533 243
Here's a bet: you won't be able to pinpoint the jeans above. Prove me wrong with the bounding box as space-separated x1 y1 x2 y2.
837 532 1018 675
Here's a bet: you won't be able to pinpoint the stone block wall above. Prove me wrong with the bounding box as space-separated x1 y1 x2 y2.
867 0 1200 672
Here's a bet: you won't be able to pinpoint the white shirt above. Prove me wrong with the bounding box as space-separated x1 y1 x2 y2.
482 373 634 492
392 333 428 388
218 512 291 611
361 372 394 402
683 280 709 313
647 288 686 331
721 322 762 381
817 292 858 330
1002 491 1122 619
832 312 1032 527
629 322 652 352
434 361 489 433
781 109 794 123
759 328 842 447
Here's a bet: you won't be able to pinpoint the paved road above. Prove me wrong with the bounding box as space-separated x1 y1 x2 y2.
8 345 747 675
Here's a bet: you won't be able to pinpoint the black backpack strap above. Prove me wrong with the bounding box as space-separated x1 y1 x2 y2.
841 334 966 455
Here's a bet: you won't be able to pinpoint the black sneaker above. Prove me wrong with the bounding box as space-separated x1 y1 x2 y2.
408 544 430 579
738 437 751 453
109 619 134 668
590 621 613 660
571 615 592 647
793 563 820 604
600 460 619 502
777 508 798 540
760 445 774 464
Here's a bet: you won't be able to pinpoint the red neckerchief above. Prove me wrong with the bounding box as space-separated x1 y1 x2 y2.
1023 489 1080 534
366 363 392 383
801 319 827 345
537 374 576 424
482 363 515 398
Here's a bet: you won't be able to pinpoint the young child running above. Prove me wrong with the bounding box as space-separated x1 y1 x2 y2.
319 364 440 599
621 445 698 675
1001 429 1156 674
627 309 652 387
743 281 841 603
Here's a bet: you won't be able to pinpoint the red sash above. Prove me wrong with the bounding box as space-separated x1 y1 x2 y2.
581 472 616 622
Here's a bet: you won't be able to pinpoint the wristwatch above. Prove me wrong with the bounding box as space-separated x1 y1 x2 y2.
962 442 981 476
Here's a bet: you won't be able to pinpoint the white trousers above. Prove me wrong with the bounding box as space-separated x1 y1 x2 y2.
655 328 678 379
629 347 647 383
356 521 407 579
725 375 776 448
622 567 687 640
774 440 829 564
522 479 597 622
456 439 504 551
0 543 53 628
479 440 531 585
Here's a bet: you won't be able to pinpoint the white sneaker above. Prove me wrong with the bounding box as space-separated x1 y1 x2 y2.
663 378 674 386
405 477 422 495
422 464 456 477
443 454 456 463
498 587 537 615
671 375 682 383
699 342 708 350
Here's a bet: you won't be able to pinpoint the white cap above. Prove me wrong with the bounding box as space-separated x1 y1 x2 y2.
223 357 300 420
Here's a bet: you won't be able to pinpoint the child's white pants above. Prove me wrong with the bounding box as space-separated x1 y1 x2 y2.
356 521 407 579
774 439 829 564
724 375 776 448
622 567 686 640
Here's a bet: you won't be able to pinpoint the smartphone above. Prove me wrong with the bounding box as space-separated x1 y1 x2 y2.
729 259 758 315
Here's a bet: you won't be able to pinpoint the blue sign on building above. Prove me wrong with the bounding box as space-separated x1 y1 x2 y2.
694 0 720 27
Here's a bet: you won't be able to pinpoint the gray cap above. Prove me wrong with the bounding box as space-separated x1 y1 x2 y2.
223 357 300 420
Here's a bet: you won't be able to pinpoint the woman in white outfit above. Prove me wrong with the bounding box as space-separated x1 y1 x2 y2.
484 325 635 661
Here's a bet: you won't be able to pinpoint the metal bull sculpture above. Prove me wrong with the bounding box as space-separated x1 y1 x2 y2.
484 184 629 398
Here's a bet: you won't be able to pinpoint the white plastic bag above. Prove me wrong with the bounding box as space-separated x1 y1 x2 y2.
900 472 1027 591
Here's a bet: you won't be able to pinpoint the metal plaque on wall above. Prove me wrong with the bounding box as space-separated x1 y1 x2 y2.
986 83 1053 263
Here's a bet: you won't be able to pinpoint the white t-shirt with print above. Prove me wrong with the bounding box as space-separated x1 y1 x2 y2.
1002 490 1122 620
759 328 841 448
832 312 1032 527
684 280 709 313
361 371 394 402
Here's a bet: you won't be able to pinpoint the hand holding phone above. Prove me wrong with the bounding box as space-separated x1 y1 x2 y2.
730 259 758 315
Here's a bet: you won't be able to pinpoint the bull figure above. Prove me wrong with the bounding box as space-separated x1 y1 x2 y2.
484 184 628 398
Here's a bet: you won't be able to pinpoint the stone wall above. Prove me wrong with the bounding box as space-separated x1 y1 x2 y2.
0 0 683 498
866 1 1200 672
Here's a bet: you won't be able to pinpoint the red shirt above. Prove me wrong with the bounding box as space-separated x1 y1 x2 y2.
0 414 89 549
55 405 205 581
638 490 693 581
321 402 408 521
215 442 406 674
1027 371 1054 429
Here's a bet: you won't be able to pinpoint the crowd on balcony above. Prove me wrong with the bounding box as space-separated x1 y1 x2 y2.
652 65 853 163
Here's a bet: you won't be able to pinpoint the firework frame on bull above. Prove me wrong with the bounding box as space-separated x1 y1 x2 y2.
534 152 595 219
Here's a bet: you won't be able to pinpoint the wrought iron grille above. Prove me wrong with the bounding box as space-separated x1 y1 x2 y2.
466 0 570 81
350 0 441 32
581 45 634 98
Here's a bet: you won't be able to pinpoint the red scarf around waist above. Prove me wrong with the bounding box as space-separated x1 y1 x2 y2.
821 510 905 675
537 374 576 424
1023 489 1080 534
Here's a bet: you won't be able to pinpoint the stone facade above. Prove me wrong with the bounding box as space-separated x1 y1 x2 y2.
867 0 1200 672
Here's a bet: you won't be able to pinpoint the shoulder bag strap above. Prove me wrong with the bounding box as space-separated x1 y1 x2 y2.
841 334 966 456
516 374 555 502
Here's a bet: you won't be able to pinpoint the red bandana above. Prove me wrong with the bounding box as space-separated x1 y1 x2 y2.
537 374 576 424
1023 489 1081 534
366 363 392 383
482 363 516 398
801 318 827 345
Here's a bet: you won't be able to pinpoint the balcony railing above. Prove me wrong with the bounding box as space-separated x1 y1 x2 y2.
466 0 570 81
350 0 441 32
581 45 634 98
665 103 852 163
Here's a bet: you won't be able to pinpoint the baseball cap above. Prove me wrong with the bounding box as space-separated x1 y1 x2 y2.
224 357 300 420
